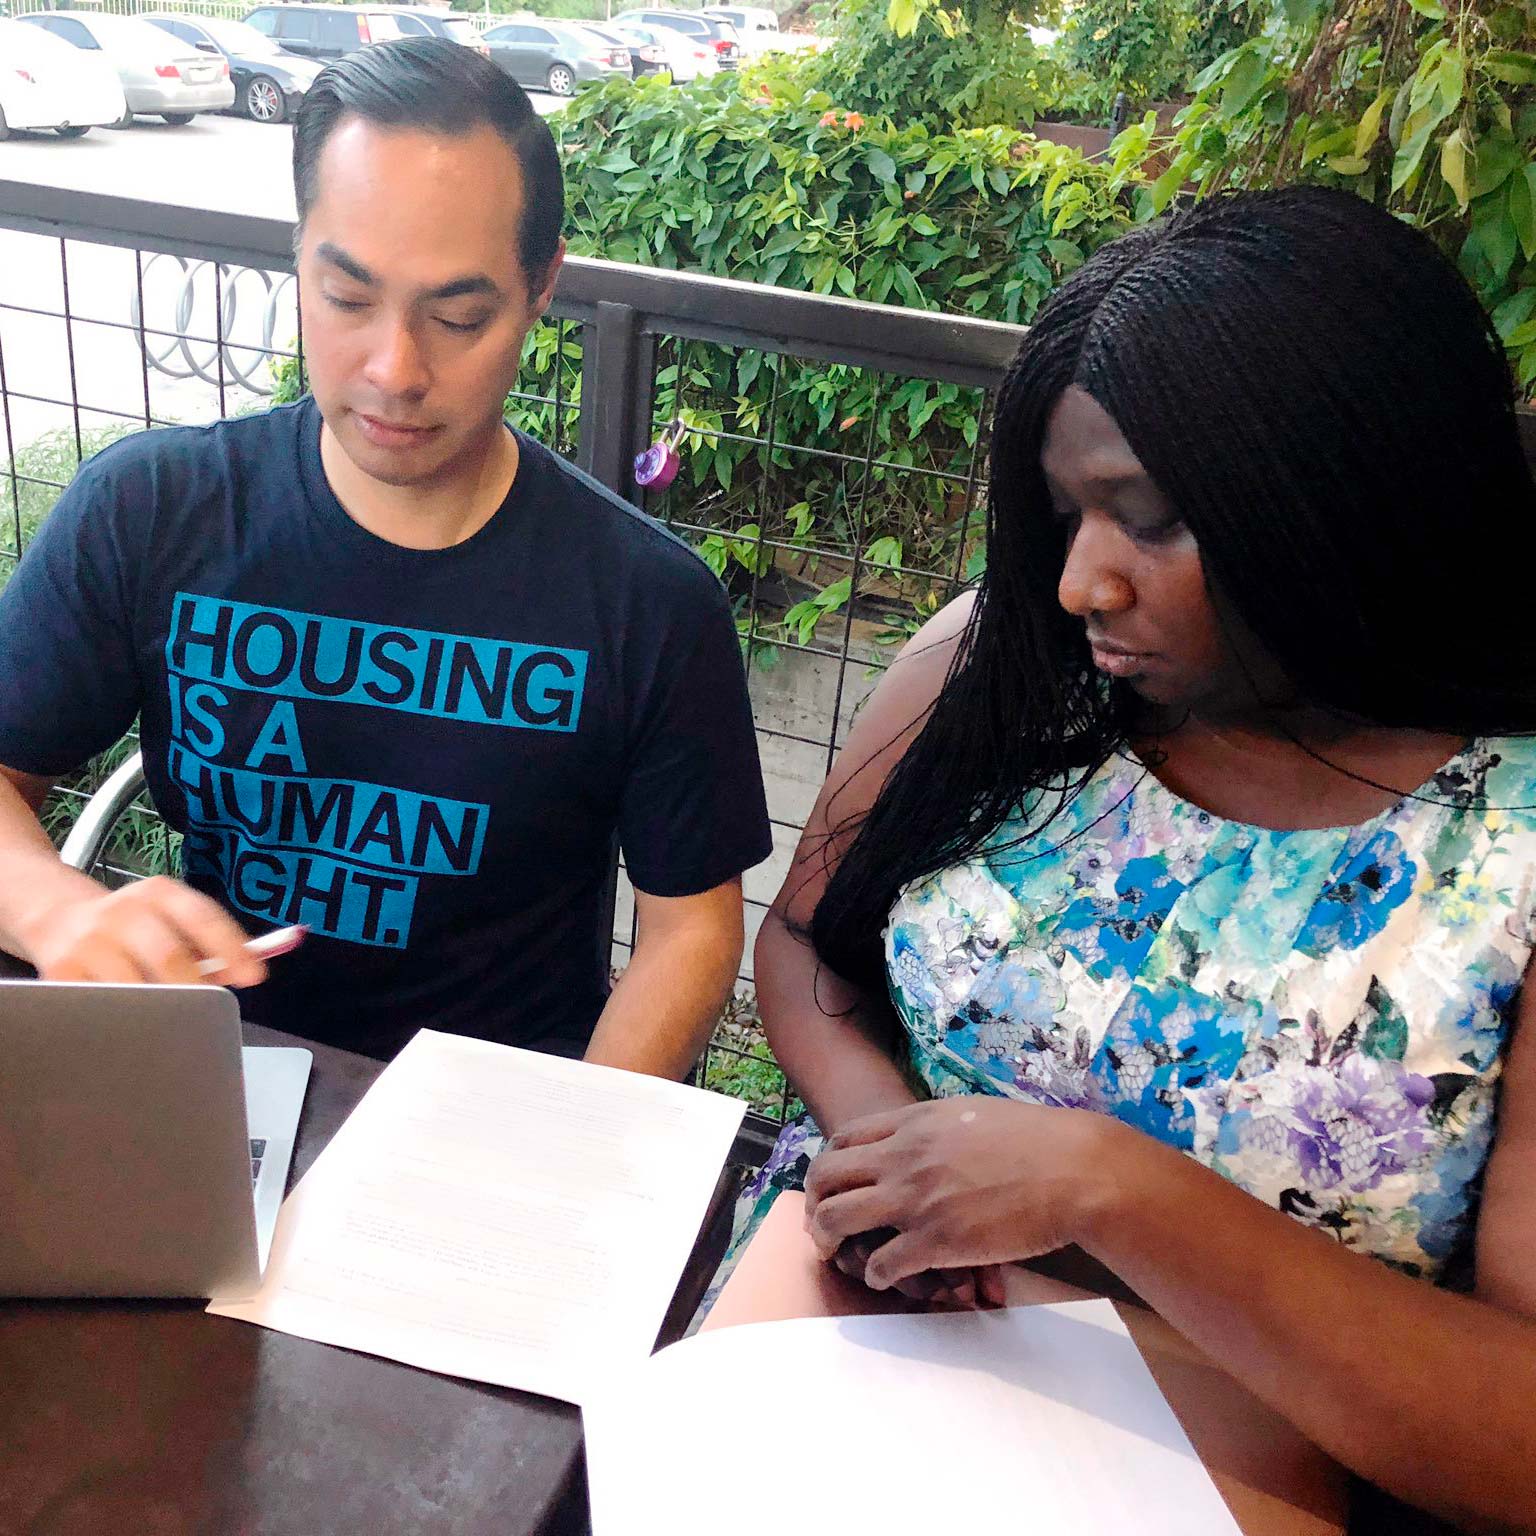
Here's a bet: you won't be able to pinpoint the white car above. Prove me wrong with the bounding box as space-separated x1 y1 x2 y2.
19 11 233 125
698 6 784 52
0 17 126 138
609 20 716 82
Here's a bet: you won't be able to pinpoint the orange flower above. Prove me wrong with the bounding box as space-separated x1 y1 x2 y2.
818 110 839 127
844 111 865 129
903 189 916 200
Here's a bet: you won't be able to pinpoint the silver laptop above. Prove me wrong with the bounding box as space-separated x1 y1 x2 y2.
0 979 309 1300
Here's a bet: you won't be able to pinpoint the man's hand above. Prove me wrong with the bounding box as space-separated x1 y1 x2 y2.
803 1097 1117 1294
19 876 266 987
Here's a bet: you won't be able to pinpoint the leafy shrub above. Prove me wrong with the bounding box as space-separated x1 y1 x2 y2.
776 0 1081 131
1058 0 1201 104
550 71 1131 638
1140 0 1536 395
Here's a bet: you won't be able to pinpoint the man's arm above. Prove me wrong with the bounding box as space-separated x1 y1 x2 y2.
583 877 744 1080
0 763 262 986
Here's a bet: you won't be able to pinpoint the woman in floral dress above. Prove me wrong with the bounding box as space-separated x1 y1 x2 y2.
729 188 1536 1530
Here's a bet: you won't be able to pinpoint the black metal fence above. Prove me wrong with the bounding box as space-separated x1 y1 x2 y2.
0 177 1023 1152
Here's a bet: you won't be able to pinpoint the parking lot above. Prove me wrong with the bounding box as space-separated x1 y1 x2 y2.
0 94 565 219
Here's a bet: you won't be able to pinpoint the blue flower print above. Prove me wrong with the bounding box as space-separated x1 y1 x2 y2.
1057 856 1187 980
1093 985 1249 1148
1295 829 1416 957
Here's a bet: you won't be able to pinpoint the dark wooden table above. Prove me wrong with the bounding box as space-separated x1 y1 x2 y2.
0 1023 742 1536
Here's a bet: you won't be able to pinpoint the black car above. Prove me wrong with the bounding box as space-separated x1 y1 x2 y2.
143 13 321 123
244 4 486 64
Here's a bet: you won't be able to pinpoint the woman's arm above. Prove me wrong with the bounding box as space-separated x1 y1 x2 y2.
805 985 1536 1533
755 591 976 1137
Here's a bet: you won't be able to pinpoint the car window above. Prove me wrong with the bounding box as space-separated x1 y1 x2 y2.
526 25 555 43
366 12 403 38
318 11 357 48
4 17 75 58
277 9 318 41
646 12 705 34
244 8 278 35
440 17 477 40
392 11 429 34
52 16 99 47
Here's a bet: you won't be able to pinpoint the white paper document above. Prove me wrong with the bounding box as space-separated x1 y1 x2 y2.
208 1028 745 1406
584 1300 1242 1535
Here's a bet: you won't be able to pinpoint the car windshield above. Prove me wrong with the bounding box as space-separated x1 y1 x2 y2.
200 17 283 53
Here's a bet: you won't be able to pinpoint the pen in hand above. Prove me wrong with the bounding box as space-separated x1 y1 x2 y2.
197 924 308 978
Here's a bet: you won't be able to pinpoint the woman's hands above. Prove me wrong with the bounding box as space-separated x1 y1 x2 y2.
803 1098 1119 1294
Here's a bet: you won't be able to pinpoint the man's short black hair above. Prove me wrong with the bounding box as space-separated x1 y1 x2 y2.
292 37 563 287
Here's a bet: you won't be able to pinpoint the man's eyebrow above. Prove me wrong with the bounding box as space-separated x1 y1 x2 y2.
423 275 502 302
315 242 376 285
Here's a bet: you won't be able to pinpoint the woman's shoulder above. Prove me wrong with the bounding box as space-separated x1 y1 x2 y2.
883 589 978 703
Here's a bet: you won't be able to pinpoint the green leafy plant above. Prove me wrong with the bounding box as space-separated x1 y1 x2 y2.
780 0 1078 130
549 70 1131 645
1058 0 1200 103
1136 0 1536 393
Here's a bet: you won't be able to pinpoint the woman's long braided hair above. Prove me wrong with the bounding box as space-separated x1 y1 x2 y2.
809 185 1536 994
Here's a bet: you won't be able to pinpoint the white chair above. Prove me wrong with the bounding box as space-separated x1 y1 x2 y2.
59 749 147 874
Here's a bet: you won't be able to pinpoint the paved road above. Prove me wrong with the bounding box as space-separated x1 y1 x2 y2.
0 94 565 220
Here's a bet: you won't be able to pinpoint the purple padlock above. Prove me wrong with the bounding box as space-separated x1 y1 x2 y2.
634 421 683 491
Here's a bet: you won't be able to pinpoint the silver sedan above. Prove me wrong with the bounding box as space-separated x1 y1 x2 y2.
19 11 234 125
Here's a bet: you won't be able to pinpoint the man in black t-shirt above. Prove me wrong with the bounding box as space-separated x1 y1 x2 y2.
0 40 771 1075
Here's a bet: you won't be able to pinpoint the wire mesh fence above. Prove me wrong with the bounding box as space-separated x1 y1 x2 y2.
0 183 1020 1146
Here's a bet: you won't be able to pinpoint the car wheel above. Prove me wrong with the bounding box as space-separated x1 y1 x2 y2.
55 124 91 138
546 63 574 95
244 75 285 123
161 113 194 126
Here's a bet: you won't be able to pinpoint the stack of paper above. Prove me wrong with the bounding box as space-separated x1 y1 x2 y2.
584 1300 1243 1535
209 1028 745 1406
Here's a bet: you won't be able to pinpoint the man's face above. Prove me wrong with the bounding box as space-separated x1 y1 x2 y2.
296 117 561 490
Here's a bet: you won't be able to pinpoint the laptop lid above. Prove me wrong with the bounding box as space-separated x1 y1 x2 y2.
0 980 261 1300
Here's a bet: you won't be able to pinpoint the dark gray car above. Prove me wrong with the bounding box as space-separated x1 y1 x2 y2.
243 4 487 63
483 21 629 96
243 5 408 61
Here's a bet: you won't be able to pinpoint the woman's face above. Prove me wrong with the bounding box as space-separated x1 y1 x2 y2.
1040 386 1276 719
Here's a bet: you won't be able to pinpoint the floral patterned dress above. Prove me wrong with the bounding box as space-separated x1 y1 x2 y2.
717 737 1536 1298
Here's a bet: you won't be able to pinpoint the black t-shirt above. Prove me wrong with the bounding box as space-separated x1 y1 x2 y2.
0 400 771 1058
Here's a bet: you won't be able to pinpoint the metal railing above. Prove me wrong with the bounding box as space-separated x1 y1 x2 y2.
0 177 1020 1154
8 180 1536 1156
9 0 253 19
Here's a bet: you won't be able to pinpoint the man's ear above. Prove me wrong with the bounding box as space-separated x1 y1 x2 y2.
530 237 566 320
